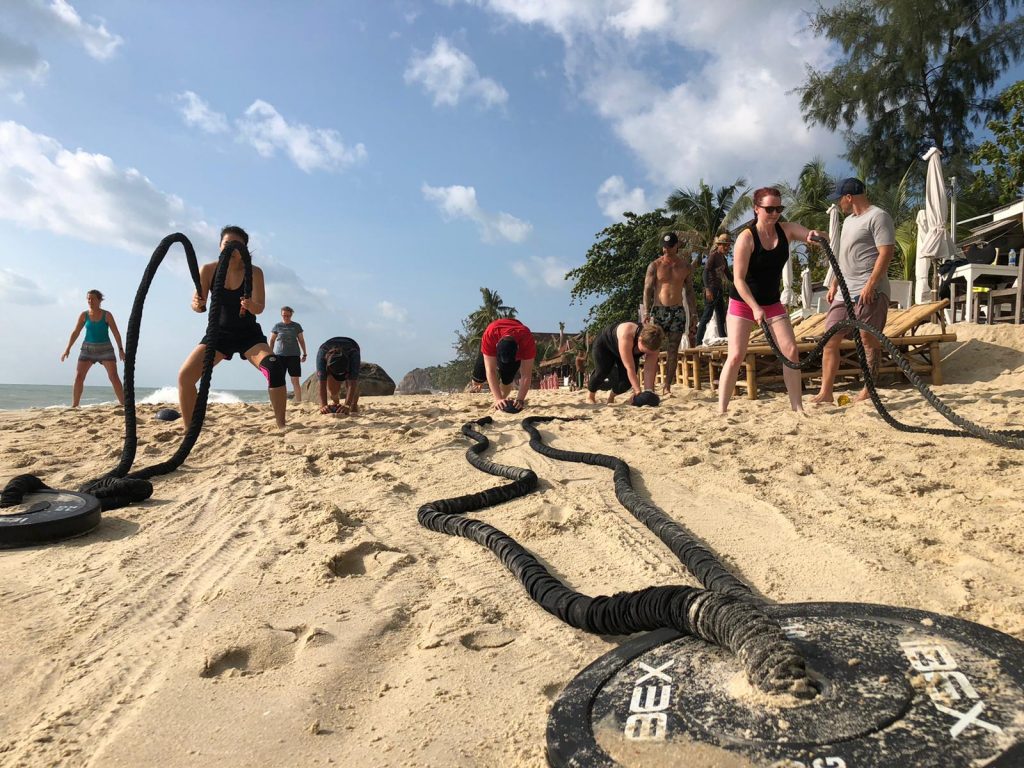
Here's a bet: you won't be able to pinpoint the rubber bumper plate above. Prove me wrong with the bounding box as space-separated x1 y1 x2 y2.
0 489 101 548
547 602 1024 767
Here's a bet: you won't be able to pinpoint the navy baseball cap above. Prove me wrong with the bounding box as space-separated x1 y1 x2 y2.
496 337 518 365
828 178 866 200
661 232 679 249
326 349 350 379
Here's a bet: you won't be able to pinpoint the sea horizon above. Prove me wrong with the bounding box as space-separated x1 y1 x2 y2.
0 382 269 411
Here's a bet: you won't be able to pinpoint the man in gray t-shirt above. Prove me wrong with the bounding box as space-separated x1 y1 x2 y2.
811 178 895 405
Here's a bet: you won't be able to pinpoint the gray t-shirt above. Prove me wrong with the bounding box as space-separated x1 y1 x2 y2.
271 321 304 356
837 205 895 298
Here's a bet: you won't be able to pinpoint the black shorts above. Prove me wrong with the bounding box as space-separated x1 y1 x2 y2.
201 324 267 360
280 355 302 377
472 351 520 386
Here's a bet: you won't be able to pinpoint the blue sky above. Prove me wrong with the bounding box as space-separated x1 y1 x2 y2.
1 1 1020 389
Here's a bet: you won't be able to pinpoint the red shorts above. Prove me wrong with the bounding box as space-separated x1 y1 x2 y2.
727 299 787 322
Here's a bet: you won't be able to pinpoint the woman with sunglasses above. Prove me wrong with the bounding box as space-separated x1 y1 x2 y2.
717 187 824 415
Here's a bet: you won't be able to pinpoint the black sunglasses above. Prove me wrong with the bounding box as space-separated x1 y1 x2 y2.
758 205 785 214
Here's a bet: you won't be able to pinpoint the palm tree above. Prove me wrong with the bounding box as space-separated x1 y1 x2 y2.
665 178 751 252
777 158 837 280
458 287 518 358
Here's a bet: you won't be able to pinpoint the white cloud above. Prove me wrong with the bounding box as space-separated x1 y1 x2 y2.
422 183 531 243
511 256 573 290
0 120 206 254
377 301 408 323
596 175 648 220
457 1 846 189
237 100 368 173
0 267 53 304
404 37 508 109
0 30 49 85
44 0 122 59
175 91 228 134
6 0 122 61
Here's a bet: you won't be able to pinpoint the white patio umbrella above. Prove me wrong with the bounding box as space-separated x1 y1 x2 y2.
916 147 958 303
781 254 796 306
823 203 840 290
800 267 814 314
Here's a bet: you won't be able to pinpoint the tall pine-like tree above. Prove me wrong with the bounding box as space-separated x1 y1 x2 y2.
799 0 1024 185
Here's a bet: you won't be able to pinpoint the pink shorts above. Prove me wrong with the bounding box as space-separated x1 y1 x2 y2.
727 299 787 323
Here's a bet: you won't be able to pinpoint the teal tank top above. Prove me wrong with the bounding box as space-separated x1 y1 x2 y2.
84 312 110 343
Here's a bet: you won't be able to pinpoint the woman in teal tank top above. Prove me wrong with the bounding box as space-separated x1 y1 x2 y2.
61 289 126 407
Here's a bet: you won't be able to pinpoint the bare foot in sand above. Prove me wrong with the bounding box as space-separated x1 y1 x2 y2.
854 388 871 402
809 392 834 406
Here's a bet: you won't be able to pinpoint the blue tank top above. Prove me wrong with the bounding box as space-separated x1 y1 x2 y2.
83 312 110 343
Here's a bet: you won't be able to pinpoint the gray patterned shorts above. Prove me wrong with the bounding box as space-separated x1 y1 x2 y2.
79 342 115 363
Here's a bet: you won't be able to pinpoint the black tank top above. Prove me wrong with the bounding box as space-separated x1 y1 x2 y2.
729 222 789 306
216 283 258 331
596 323 639 362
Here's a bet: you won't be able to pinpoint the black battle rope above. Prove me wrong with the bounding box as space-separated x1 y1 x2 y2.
2 235 252 512
756 234 1024 448
417 417 817 698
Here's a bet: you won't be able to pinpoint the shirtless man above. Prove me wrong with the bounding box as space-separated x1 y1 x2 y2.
643 231 698 394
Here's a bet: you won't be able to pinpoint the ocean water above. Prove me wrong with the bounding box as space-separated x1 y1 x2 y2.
0 383 269 411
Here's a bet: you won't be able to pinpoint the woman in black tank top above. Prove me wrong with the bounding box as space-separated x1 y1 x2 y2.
176 226 289 428
586 322 664 404
717 187 825 415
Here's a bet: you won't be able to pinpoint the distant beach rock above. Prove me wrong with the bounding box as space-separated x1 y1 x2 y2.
397 368 435 394
300 362 396 400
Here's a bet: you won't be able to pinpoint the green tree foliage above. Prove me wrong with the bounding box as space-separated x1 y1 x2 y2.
666 178 751 251
969 80 1024 205
778 158 837 281
567 209 675 332
799 0 1024 186
454 287 517 360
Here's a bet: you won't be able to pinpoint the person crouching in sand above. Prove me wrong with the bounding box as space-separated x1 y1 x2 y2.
586 322 664 404
316 336 361 415
470 318 537 412
177 226 287 428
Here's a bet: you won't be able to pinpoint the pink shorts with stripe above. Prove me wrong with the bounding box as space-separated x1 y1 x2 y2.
727 299 787 323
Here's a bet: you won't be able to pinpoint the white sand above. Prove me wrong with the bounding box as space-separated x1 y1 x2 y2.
1 323 1023 767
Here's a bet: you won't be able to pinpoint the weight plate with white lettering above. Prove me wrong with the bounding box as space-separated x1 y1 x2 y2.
0 489 101 548
547 602 1024 767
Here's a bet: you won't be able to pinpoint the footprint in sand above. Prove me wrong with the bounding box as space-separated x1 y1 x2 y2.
327 541 415 578
459 625 518 650
201 624 333 678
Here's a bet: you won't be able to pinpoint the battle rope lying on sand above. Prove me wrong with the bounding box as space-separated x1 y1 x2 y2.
1 234 251 523
758 233 1024 448
417 417 817 698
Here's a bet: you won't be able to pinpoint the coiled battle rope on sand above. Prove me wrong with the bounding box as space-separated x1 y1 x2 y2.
1 234 252 512
759 234 1024 448
418 417 817 698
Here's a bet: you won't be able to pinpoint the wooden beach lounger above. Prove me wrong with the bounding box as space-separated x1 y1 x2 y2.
658 300 955 399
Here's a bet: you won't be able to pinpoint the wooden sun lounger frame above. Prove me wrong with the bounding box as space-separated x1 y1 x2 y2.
655 300 955 400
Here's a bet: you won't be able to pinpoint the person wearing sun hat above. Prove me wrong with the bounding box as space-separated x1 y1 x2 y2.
471 318 537 412
810 177 895 405
695 231 733 344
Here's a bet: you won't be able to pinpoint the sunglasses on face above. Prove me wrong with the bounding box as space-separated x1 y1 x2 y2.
758 205 785 214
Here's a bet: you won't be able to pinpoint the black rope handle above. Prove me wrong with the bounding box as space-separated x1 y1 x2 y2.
417 417 817 698
755 234 1024 448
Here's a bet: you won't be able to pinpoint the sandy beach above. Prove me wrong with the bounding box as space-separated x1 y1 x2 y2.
2 322 1023 767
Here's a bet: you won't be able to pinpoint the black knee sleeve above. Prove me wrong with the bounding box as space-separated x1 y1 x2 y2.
260 355 287 388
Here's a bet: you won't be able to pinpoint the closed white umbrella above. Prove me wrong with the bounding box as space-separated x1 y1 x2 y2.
823 203 840 289
916 147 958 303
800 267 814 314
781 250 796 306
